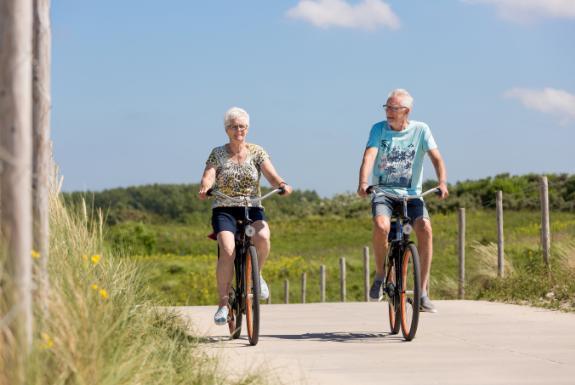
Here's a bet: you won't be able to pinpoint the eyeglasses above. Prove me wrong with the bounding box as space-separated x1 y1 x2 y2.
227 124 248 131
383 105 408 113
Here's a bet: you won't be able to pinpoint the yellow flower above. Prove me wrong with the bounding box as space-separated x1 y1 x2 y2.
91 283 99 290
31 250 40 259
91 254 101 265
41 333 54 349
99 289 109 300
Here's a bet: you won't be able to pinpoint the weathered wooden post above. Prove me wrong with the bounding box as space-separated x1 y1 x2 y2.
339 257 346 302
0 1 34 383
458 208 466 299
32 0 52 317
320 265 326 302
363 246 370 302
284 279 289 304
496 190 504 277
539 176 550 268
301 272 307 304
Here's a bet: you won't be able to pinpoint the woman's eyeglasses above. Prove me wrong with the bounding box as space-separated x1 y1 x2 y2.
227 124 248 131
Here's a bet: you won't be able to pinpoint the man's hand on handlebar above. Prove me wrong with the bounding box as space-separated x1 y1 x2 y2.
438 181 449 200
357 182 369 198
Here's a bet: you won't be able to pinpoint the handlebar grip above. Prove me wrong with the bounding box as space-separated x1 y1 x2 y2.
278 187 286 195
366 185 374 194
434 187 442 196
206 188 214 196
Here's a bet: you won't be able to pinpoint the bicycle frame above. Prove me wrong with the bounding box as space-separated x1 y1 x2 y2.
208 188 284 344
368 185 440 340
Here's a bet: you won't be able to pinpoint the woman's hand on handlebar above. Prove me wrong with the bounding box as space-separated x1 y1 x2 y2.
198 185 212 200
279 183 293 196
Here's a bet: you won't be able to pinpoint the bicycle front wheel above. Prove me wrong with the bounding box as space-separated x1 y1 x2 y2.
245 245 260 346
400 242 421 341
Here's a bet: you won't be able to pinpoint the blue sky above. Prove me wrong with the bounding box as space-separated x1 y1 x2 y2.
52 1 575 197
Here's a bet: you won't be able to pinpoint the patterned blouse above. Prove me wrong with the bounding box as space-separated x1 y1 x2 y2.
206 143 270 208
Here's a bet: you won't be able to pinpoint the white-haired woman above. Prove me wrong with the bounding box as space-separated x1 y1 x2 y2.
199 107 293 325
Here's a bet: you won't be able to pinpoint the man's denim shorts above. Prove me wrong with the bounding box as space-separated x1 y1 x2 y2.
372 195 429 222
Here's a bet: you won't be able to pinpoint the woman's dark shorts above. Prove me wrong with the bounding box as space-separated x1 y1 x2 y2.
211 207 266 234
372 195 429 222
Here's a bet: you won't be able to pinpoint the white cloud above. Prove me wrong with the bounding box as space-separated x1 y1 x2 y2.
505 87 575 124
465 0 575 23
286 0 400 31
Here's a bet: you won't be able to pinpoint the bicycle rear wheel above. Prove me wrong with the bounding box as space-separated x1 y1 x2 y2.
245 245 260 346
386 257 400 335
400 242 421 341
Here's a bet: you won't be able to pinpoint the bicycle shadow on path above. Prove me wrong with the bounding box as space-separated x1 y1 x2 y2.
261 331 405 343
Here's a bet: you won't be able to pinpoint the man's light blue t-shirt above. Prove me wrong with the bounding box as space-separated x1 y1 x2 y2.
366 120 437 196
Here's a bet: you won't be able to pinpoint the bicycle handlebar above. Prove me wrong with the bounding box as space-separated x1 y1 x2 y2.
206 187 285 205
366 185 441 201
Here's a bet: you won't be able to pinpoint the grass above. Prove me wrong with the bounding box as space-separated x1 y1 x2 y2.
133 210 575 311
0 194 267 385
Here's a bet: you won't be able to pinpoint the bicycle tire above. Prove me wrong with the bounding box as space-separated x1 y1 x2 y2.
386 256 400 335
245 245 260 345
400 242 421 341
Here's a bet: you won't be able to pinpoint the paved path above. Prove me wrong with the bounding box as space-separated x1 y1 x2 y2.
176 301 575 385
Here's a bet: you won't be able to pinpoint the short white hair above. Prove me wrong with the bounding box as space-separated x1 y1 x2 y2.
224 107 250 128
387 89 414 109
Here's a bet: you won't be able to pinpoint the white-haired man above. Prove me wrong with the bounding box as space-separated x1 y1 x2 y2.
357 89 448 312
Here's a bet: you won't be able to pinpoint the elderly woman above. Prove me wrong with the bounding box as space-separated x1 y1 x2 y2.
199 107 292 325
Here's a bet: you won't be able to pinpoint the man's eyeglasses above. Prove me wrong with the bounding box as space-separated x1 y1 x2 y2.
227 124 248 131
383 105 408 113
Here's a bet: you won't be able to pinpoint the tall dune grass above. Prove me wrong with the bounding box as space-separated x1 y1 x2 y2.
1 192 265 385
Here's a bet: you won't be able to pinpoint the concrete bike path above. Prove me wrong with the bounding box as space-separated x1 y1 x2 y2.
175 301 575 385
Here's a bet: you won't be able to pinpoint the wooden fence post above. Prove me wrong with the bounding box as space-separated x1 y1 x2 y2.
339 257 346 302
458 208 466 299
539 176 551 268
284 279 289 304
496 190 504 278
301 272 306 304
320 265 326 303
363 246 370 302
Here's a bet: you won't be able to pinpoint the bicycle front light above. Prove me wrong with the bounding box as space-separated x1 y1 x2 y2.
245 225 256 237
403 223 413 234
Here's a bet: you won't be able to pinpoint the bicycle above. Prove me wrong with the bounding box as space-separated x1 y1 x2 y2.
367 185 441 341
207 187 285 346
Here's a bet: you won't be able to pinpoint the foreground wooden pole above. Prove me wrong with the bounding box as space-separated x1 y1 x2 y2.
0 0 34 383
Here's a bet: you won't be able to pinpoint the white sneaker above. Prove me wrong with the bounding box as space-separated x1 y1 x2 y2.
259 275 269 300
214 306 229 325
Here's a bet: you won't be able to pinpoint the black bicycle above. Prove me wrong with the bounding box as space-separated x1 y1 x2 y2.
367 185 440 341
207 188 284 346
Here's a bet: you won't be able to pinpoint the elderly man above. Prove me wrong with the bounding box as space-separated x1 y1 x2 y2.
357 89 448 312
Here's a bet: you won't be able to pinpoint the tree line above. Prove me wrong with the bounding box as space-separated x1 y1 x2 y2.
63 173 575 228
